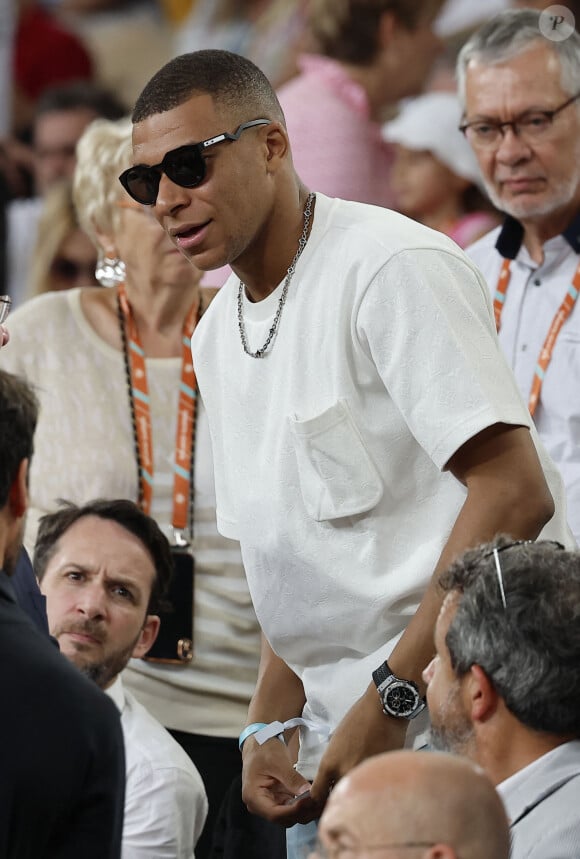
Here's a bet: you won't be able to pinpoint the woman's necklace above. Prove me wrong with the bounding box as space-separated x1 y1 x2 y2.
237 191 315 358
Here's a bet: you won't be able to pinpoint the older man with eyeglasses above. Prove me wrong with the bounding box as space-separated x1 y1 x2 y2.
423 536 580 859
311 749 510 859
461 8 580 545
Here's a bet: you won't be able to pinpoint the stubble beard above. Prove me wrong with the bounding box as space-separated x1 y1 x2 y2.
428 683 475 757
482 143 580 222
63 631 141 690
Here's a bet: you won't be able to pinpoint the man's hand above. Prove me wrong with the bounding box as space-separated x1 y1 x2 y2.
310 684 408 807
242 736 323 827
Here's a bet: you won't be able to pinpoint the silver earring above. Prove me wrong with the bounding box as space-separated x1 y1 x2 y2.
95 252 126 287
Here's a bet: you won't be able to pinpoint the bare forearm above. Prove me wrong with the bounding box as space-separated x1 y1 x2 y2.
389 424 553 689
246 634 306 725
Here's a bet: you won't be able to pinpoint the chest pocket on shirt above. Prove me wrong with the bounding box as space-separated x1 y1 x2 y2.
289 399 383 521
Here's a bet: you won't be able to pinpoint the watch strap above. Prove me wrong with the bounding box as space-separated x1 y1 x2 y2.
372 660 395 690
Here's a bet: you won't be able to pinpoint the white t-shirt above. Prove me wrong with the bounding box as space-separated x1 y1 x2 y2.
192 194 572 777
107 676 208 858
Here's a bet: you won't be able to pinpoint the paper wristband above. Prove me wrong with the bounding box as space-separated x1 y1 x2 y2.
238 723 268 750
239 718 331 751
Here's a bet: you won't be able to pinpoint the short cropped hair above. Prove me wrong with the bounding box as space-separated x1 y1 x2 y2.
0 371 39 508
73 117 133 246
34 499 173 615
307 0 445 65
457 9 580 107
440 535 580 736
132 50 285 126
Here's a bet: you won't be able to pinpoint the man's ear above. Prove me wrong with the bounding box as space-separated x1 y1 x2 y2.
8 459 29 519
132 614 161 658
263 122 290 172
463 664 498 724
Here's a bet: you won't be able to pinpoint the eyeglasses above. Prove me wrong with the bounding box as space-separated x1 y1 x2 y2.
311 838 437 858
119 118 271 206
459 92 580 149
483 539 565 610
50 257 97 283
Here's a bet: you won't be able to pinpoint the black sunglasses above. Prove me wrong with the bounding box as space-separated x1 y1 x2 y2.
119 118 271 206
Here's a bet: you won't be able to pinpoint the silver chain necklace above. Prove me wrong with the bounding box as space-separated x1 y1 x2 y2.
237 191 315 358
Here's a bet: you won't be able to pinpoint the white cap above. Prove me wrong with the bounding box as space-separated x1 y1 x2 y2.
382 92 482 185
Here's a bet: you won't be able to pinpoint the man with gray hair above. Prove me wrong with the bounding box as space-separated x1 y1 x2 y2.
458 8 580 544
423 537 580 858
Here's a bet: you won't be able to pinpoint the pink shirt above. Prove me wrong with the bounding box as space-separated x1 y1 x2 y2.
277 55 394 207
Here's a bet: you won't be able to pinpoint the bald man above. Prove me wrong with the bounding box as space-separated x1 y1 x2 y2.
313 750 510 859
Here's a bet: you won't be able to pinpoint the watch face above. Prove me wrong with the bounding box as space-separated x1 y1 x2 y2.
383 680 420 718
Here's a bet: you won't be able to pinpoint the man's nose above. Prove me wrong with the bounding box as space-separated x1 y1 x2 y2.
495 126 532 164
77 584 107 619
155 172 191 218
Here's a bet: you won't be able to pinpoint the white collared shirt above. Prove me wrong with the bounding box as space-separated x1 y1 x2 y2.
106 676 208 859
468 225 580 544
497 744 567 807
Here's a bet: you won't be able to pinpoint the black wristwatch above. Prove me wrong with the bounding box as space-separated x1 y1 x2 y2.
372 661 426 720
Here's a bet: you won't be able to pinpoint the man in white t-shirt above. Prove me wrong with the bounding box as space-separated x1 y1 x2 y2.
35 498 208 859
423 537 580 859
458 9 580 543
124 48 572 856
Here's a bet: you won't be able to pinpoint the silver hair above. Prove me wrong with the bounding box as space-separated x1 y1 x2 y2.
456 8 580 109
440 535 580 736
72 116 133 249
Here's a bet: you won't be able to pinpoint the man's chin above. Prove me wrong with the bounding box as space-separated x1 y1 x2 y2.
78 661 115 689
64 652 113 689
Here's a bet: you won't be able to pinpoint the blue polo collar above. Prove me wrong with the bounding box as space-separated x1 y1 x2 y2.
496 210 580 259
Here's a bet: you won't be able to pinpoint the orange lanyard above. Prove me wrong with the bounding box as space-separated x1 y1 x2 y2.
117 283 200 542
494 258 580 416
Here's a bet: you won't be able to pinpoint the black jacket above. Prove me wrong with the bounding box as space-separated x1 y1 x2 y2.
0 571 125 858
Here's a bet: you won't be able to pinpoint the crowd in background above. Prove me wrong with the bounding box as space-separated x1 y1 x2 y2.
1 1 580 858
1 0 579 301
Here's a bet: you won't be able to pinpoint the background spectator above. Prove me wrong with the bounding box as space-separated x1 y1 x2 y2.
13 0 94 134
383 92 499 247
36 499 209 859
4 80 126 307
424 536 580 859
28 178 98 298
276 0 445 207
461 9 580 544
175 0 307 90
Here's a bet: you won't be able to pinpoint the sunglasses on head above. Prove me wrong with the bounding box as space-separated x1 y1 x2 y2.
119 118 271 206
